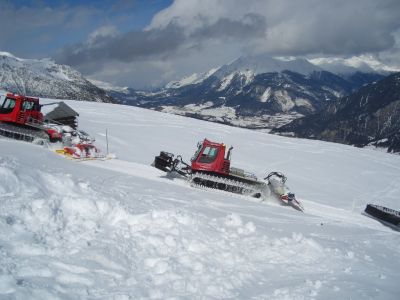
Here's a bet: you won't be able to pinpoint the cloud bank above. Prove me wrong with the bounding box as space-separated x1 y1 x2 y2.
4 0 400 89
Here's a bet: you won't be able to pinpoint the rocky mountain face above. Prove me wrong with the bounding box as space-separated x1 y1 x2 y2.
109 56 384 128
273 73 400 153
0 52 114 102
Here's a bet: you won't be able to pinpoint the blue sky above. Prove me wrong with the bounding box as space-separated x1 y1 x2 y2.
7 0 172 31
1 0 400 89
0 0 172 58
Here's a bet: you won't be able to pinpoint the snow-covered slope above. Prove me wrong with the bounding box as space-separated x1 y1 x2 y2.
1 100 399 299
0 52 113 102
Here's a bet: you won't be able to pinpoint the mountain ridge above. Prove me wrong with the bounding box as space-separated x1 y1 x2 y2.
273 72 400 153
0 52 114 103
106 55 385 129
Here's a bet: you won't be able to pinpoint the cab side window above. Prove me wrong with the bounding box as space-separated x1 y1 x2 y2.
22 101 34 111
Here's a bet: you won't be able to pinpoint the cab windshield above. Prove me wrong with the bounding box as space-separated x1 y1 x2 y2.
0 97 16 114
191 142 203 161
198 146 218 163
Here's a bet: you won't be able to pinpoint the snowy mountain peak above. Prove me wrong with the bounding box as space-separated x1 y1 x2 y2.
213 55 323 79
0 51 22 60
163 55 323 91
163 54 395 92
1 53 82 82
0 51 113 102
165 67 220 89
88 78 130 94
166 73 201 89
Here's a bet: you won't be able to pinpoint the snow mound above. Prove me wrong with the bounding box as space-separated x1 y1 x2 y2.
0 155 347 299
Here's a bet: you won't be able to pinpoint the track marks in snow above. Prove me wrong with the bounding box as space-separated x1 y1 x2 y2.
80 157 392 233
53 156 400 238
301 199 398 233
81 158 189 188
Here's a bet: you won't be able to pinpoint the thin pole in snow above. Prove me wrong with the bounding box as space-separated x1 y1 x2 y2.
106 129 109 155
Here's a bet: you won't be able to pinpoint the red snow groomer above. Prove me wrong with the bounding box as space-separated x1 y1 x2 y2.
0 92 101 159
0 92 61 142
153 138 304 211
0 93 42 124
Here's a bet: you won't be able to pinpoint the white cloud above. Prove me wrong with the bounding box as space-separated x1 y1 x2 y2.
87 25 119 46
150 0 400 56
54 0 400 88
